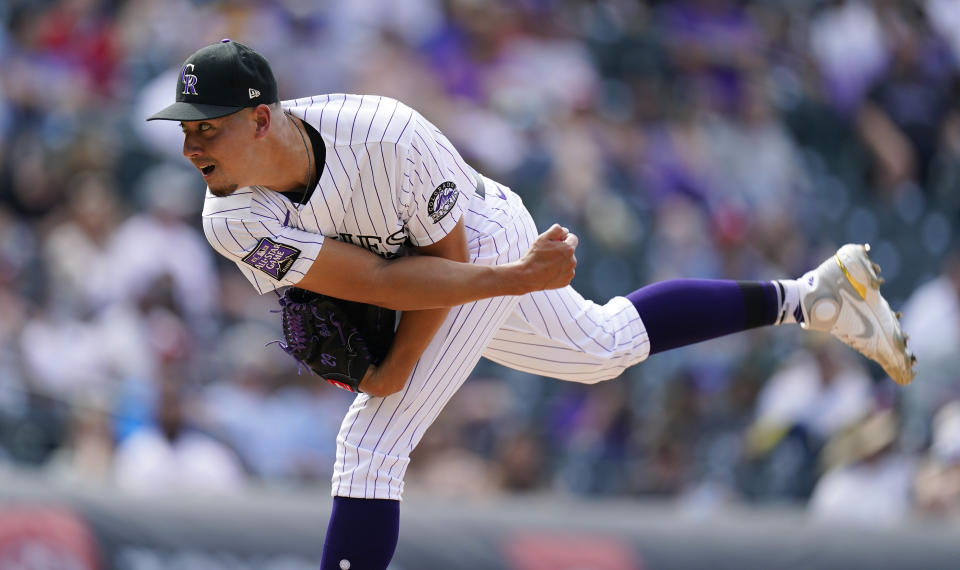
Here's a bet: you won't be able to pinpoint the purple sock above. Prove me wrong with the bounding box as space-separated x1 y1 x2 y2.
320 497 399 570
626 279 779 355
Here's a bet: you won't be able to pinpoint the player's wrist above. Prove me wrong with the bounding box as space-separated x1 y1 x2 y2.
495 263 529 296
359 363 407 397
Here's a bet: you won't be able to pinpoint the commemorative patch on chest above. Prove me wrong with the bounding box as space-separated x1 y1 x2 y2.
242 237 301 280
427 181 458 223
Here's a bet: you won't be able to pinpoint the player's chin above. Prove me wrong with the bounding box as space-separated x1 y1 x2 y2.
209 183 240 197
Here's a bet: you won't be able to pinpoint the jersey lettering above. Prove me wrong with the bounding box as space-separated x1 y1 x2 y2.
339 232 404 259
386 229 407 248
356 235 384 254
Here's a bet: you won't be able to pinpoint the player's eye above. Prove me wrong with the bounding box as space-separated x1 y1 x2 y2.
180 122 213 134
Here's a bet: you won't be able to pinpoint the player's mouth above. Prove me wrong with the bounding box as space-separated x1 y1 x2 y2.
199 164 216 178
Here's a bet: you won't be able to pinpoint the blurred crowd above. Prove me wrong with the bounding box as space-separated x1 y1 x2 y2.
1 0 960 528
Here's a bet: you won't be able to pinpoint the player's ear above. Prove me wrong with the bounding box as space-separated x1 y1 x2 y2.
252 104 272 139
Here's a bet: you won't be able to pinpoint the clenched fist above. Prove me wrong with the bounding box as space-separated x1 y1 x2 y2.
513 223 579 292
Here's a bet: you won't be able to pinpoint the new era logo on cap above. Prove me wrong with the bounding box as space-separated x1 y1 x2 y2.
249 88 260 99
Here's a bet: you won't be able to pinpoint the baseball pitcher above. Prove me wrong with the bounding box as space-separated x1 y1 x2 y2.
148 40 916 570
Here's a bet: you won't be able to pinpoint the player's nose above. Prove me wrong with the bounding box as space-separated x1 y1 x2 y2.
182 133 203 157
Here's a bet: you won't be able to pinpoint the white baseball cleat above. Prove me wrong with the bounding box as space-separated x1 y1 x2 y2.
799 243 917 386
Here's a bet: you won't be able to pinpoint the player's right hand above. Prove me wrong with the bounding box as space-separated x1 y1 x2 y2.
516 223 578 291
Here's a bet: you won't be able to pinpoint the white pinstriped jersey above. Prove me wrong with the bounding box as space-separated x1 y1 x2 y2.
202 93 524 293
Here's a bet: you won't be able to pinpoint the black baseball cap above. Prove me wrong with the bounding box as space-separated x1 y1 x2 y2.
147 39 278 122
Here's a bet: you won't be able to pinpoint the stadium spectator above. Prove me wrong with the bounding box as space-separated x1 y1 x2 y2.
113 367 246 495
914 400 960 520
809 409 917 527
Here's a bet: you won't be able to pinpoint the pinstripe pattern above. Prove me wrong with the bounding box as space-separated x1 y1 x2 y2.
199 93 651 501
484 293 650 383
332 208 538 499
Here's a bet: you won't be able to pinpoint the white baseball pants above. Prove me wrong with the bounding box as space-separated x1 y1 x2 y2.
331 208 649 500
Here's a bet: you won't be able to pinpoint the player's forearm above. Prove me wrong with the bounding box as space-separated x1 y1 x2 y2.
368 223 578 310
360 307 450 397
368 259 524 310
296 223 576 310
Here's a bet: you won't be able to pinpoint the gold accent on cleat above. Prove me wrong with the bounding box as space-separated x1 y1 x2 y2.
835 254 868 299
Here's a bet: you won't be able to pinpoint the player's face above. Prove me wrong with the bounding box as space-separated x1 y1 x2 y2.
180 110 257 197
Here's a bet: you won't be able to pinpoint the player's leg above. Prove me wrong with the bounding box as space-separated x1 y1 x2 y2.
486 244 915 386
487 279 804 384
628 244 915 384
329 292 523 499
320 290 522 570
485 278 791 383
319 497 399 570
484 287 650 383
625 279 790 354
320 212 541 570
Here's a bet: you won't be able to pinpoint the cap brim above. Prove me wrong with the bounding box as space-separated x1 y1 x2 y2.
147 102 244 122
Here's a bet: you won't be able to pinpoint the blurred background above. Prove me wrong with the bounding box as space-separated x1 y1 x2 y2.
1 0 960 568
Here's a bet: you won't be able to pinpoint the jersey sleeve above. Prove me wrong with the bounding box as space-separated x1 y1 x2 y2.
399 114 475 247
203 214 324 295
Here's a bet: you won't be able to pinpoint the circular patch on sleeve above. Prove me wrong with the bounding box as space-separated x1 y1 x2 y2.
427 181 458 223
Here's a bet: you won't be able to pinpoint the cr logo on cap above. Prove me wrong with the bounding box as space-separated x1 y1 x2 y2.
181 63 198 96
